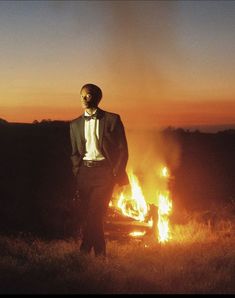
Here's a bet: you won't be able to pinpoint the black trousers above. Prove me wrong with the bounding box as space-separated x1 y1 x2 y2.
76 163 115 256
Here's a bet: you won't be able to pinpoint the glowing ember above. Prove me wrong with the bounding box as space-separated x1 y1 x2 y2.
117 171 148 222
129 231 146 237
161 166 169 178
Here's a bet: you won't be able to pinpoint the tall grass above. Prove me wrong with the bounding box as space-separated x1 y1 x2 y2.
0 211 234 294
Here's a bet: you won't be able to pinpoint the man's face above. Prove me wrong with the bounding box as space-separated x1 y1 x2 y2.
80 88 97 109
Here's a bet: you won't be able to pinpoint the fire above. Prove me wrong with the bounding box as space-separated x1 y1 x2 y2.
161 166 169 178
112 166 173 243
156 166 173 243
117 171 148 222
157 191 172 243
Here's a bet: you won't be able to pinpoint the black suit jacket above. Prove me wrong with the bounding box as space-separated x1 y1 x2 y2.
70 108 129 186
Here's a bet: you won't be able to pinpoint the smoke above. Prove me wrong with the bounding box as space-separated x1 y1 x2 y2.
103 1 182 103
126 128 181 205
47 1 181 104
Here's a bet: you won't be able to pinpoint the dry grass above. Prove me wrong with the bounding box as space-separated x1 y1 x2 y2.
0 211 234 294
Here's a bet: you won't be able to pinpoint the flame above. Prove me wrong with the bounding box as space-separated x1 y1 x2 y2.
117 171 148 222
111 166 173 243
157 191 172 243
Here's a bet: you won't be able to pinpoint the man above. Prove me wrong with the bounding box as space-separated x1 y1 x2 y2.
70 83 129 257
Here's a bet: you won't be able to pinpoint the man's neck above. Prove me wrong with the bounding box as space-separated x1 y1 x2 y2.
85 107 97 115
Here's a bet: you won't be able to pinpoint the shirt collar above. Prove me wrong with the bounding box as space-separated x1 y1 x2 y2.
84 109 97 117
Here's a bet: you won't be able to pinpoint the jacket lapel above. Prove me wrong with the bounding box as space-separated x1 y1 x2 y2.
98 108 105 149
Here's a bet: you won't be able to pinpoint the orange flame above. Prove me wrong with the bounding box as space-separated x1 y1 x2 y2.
117 171 148 222
111 166 173 243
157 191 172 243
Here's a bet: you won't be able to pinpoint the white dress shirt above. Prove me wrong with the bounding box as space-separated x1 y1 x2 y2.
83 110 105 161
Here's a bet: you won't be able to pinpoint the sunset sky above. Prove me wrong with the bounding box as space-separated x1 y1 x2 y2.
0 0 235 131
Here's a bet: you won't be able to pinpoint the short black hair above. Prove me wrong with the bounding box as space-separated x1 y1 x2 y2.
81 83 102 102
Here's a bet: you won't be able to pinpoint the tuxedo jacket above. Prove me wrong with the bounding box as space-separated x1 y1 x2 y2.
70 108 129 186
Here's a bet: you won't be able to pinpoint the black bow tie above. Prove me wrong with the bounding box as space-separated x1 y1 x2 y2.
84 114 97 121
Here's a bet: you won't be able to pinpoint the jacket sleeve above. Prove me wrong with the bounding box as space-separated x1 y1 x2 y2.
70 123 81 177
113 115 129 186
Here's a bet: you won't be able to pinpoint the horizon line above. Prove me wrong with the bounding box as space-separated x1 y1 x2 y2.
1 118 235 133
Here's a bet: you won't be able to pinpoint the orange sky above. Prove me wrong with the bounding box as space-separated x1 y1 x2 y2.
0 1 235 131
2 98 235 130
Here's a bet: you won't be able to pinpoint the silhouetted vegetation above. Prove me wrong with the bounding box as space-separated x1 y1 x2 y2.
0 121 76 238
162 127 235 211
0 121 235 238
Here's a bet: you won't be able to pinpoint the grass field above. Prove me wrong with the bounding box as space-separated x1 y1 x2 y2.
0 209 234 294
